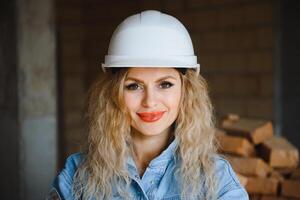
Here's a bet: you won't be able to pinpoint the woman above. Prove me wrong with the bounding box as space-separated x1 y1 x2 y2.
48 10 248 200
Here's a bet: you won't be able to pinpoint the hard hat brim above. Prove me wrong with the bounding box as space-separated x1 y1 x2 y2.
101 63 200 74
102 55 200 73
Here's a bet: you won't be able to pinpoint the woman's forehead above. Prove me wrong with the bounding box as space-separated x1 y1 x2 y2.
126 67 180 78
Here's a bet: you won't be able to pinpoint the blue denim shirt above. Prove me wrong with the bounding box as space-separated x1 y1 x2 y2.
48 141 248 200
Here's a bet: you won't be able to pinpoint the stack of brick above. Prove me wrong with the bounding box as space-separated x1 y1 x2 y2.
216 114 300 199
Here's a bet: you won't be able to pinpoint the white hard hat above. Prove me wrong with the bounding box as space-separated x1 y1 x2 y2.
102 10 200 73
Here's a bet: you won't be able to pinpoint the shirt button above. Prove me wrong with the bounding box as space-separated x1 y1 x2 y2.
150 180 154 184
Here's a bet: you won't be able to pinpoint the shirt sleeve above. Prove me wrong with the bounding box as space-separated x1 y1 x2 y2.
215 157 249 200
46 153 84 200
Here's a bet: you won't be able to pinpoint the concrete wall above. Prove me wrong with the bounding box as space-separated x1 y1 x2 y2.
0 0 58 199
0 0 20 199
17 0 58 198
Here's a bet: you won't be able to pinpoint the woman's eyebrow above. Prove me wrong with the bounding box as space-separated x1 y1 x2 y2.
156 76 177 82
125 75 177 83
125 77 144 83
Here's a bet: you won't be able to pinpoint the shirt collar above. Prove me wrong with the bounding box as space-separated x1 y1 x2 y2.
126 139 178 172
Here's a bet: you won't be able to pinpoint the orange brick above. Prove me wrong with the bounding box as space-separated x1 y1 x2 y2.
249 194 262 200
291 168 300 179
258 137 299 169
216 130 255 157
236 173 248 187
226 156 271 177
260 196 289 200
245 177 279 195
275 168 296 178
221 118 273 144
227 113 240 122
282 180 300 198
269 169 285 182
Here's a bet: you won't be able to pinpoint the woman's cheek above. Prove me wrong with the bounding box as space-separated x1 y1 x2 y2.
164 91 181 108
124 93 141 111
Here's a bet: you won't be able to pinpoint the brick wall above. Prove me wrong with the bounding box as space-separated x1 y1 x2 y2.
181 0 276 121
56 0 277 159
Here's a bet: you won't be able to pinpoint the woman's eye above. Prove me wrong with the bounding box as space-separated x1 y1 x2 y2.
125 83 142 90
160 81 174 89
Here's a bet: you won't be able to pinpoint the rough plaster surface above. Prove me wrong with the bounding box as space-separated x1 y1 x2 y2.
21 117 57 200
17 0 57 199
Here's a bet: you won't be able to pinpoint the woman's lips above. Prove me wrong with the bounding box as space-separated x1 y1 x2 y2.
137 111 165 122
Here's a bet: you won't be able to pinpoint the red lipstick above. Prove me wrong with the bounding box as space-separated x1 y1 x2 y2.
137 111 165 122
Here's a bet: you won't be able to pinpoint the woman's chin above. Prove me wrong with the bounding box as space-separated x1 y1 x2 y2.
131 126 171 138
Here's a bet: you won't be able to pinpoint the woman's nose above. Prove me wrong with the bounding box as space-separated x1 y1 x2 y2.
141 87 157 108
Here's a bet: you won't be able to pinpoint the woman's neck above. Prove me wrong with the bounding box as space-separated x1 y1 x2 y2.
130 128 173 177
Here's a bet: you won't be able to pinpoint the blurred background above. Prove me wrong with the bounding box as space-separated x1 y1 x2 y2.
1 0 300 199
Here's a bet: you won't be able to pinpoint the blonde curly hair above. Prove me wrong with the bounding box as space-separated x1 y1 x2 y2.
73 68 217 199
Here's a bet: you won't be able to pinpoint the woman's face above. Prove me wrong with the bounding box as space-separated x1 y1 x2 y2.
123 67 182 137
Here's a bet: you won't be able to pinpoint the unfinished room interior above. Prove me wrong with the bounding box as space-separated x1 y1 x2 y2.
1 0 300 199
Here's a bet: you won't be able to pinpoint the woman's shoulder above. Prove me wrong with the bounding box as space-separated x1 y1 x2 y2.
64 152 85 171
58 152 85 183
213 155 240 184
48 152 86 200
213 154 249 199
